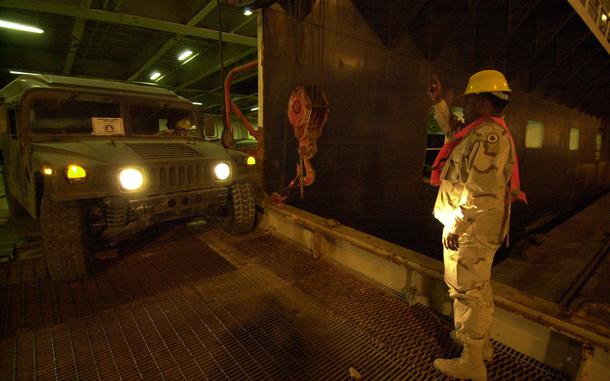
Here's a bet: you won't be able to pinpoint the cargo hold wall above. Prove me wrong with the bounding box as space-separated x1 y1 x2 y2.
260 0 609 258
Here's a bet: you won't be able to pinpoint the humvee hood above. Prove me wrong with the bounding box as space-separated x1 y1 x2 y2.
31 138 232 168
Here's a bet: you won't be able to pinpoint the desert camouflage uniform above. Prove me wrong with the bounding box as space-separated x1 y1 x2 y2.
433 100 515 346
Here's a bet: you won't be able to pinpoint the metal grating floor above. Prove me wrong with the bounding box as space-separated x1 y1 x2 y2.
0 223 567 380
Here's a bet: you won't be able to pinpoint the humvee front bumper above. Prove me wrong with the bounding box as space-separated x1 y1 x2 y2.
101 187 228 243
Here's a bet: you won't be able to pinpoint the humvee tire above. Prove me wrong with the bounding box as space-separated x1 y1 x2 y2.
222 181 256 235
40 189 89 281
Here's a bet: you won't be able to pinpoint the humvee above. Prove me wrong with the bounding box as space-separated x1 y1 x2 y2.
0 74 259 280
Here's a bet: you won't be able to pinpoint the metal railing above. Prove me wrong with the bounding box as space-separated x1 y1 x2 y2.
578 0 610 41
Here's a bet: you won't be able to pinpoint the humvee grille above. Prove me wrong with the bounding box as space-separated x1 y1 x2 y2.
126 143 202 160
148 164 205 191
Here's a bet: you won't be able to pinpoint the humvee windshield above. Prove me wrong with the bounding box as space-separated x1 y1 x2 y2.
28 91 197 136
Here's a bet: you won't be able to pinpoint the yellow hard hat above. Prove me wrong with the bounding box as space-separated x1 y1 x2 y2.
464 70 511 96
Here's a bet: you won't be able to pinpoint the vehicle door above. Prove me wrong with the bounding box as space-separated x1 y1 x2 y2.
3 105 28 207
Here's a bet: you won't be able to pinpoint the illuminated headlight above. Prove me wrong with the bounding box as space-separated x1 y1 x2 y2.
119 168 144 191
66 165 87 183
214 163 231 180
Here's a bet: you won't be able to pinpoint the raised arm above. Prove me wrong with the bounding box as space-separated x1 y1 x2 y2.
428 75 464 140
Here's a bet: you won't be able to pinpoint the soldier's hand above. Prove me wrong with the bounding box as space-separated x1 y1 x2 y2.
443 232 460 251
428 74 443 104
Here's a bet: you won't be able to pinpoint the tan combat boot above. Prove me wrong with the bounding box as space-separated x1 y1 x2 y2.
450 330 494 361
434 342 487 381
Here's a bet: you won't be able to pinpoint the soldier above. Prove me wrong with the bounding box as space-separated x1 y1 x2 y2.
428 70 526 381
157 118 194 136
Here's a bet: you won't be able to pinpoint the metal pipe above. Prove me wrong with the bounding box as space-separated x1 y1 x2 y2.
223 60 258 137
230 101 259 140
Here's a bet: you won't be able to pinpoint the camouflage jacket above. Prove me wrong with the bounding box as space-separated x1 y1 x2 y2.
432 102 515 243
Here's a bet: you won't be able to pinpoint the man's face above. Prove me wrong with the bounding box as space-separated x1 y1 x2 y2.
462 94 479 124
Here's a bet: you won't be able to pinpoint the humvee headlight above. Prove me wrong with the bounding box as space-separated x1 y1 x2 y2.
247 156 256 166
119 168 144 191
66 165 87 183
214 163 230 180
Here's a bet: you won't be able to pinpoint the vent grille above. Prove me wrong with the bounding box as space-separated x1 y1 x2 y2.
148 164 205 191
126 143 202 160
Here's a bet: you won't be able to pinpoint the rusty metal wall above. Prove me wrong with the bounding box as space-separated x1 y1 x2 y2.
261 0 609 258
262 0 441 256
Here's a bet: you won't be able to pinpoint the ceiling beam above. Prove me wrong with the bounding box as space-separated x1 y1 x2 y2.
553 46 603 99
127 1 217 81
528 31 590 92
63 0 92 74
0 0 257 47
509 11 575 78
177 47 257 89
482 0 542 67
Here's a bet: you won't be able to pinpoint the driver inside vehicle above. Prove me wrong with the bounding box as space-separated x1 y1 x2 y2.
157 118 194 136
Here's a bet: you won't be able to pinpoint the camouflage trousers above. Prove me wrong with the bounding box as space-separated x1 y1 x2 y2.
442 227 499 345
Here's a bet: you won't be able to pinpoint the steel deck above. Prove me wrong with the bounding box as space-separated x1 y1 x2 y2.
0 223 567 380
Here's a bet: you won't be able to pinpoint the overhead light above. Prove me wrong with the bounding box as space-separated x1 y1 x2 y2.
244 8 253 16
192 101 203 105
0 19 44 34
250 106 259 111
9 70 41 76
149 71 161 81
132 81 159 86
181 52 199 65
602 13 608 23
177 50 193 61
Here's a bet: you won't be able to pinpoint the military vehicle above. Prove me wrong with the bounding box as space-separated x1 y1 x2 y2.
0 74 259 281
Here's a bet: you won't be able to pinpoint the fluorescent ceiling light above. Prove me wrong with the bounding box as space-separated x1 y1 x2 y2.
149 71 161 81
182 52 200 65
244 8 253 16
178 50 193 61
0 19 44 34
132 81 159 86
9 70 41 76
250 106 259 111
192 102 203 105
